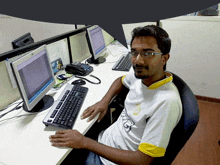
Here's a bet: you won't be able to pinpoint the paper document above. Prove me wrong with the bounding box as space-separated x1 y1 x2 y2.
107 44 129 57
47 39 70 65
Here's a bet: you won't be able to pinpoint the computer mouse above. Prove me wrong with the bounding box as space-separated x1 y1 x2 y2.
71 79 86 85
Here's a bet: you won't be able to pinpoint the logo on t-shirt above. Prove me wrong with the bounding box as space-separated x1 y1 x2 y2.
121 108 135 132
133 103 141 115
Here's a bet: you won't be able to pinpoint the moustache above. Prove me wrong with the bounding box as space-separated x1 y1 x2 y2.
133 65 149 70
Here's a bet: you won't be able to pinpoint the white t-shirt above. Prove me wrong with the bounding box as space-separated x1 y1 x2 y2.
98 69 182 165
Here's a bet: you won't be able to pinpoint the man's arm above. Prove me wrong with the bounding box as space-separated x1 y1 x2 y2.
50 130 154 165
81 76 126 122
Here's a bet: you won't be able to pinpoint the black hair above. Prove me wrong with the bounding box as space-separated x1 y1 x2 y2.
198 7 219 16
130 25 171 70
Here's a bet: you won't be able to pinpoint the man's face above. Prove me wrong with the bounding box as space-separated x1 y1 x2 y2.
131 36 167 80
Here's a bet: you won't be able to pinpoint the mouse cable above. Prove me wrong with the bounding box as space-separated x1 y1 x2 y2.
75 74 101 84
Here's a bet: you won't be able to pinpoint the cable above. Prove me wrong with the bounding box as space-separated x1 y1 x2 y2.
0 103 48 126
0 114 34 126
0 101 22 112
0 101 23 119
75 74 101 84
84 60 89 65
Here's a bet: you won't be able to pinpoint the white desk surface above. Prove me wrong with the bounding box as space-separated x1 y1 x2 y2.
0 44 129 165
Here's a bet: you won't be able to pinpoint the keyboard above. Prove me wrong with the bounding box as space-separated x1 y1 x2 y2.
43 83 88 129
112 53 132 71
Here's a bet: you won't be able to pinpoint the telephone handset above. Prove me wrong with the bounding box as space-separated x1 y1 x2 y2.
65 62 93 76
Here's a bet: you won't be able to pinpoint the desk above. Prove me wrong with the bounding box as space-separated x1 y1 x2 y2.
0 44 129 165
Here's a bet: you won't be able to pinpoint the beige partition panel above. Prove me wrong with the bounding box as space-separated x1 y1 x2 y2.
161 16 220 99
0 61 20 109
102 29 114 46
122 22 157 43
0 15 75 54
69 31 91 62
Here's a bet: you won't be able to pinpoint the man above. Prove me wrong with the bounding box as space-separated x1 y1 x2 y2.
50 25 182 165
197 7 219 16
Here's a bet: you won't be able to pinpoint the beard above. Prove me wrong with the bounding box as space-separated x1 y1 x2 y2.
133 65 149 79
134 73 149 79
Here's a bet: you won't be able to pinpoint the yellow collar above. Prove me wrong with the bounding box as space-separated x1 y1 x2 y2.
148 72 173 89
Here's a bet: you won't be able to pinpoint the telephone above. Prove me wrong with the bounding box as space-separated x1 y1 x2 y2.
65 62 93 76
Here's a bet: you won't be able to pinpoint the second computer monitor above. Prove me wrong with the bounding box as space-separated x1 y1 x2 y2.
86 25 107 64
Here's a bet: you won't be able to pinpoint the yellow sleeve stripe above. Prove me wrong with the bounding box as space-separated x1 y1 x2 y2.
138 143 166 157
121 75 126 84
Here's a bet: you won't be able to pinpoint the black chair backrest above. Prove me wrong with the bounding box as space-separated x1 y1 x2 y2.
153 73 200 164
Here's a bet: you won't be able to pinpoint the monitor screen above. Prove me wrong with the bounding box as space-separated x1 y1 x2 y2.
11 45 55 112
12 32 34 49
86 25 107 64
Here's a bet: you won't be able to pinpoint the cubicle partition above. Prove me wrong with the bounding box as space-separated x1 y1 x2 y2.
0 25 91 62
0 23 119 165
122 21 159 43
0 25 115 109
161 16 220 99
2 17 220 109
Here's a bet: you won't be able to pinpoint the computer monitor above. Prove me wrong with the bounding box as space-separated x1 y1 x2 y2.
12 32 34 49
11 45 56 112
86 25 107 64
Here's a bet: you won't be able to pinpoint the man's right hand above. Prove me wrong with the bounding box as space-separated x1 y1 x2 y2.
81 76 124 123
81 100 109 122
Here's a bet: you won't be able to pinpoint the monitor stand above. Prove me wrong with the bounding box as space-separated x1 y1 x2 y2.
86 57 106 64
23 95 54 113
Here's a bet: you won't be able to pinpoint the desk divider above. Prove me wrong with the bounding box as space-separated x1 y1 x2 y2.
0 25 92 63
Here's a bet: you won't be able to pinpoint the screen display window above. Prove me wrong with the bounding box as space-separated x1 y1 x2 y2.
17 50 54 103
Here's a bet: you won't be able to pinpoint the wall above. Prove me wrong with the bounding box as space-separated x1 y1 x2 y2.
0 60 21 109
122 22 157 43
122 18 220 99
0 15 75 109
0 15 76 54
69 28 114 63
161 16 220 99
0 17 114 109
1 15 220 109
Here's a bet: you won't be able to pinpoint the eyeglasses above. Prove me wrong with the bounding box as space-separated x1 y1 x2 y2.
129 51 163 58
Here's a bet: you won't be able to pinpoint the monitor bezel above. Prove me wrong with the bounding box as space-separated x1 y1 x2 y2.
86 25 107 62
11 45 55 111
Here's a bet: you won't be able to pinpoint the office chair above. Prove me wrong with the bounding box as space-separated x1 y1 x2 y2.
152 72 200 164
108 72 200 165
